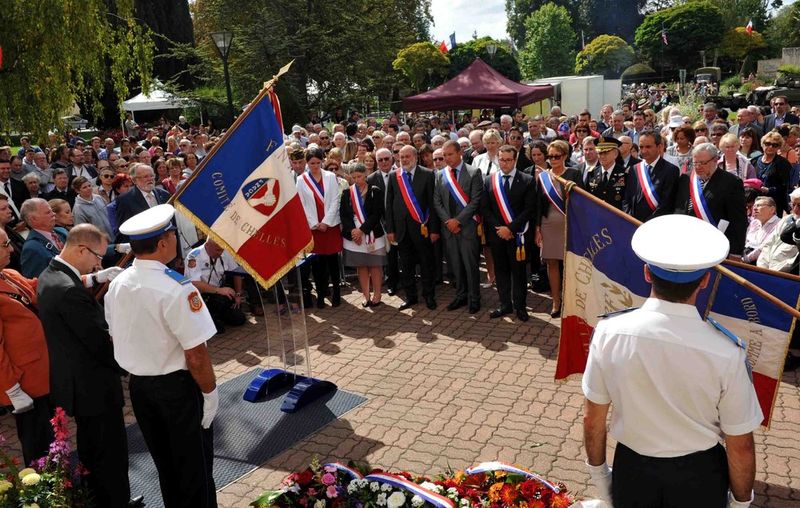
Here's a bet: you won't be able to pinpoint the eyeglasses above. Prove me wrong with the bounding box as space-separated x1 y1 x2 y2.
376 157 391 162
575 130 588 134
763 142 781 147
696 128 708 133
392 150 400 154
774 102 786 106
508 136 522 141
0 239 11 248
101 173 114 179
319 136 329 140
79 244 104 261
433 157 444 161
547 154 564 160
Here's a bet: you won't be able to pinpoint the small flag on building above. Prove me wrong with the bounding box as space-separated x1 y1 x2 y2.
746 19 754 35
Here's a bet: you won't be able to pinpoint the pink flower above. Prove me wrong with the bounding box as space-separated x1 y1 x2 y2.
321 473 336 486
308 488 317 496
324 465 337 473
326 485 338 498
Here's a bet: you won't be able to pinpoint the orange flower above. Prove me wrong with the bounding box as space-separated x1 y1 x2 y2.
550 492 572 508
453 470 466 485
499 484 517 505
494 470 507 480
488 482 505 502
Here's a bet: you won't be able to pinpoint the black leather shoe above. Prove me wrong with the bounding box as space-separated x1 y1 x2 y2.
516 310 529 322
387 287 396 296
489 307 513 319
129 495 145 507
468 304 480 314
550 309 561 318
399 299 417 310
446 298 467 311
316 297 326 309
426 297 437 310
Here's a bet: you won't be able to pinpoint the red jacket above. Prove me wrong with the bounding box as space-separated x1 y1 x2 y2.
0 269 49 405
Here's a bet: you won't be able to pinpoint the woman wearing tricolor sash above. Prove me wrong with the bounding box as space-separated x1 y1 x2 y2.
296 147 344 309
340 163 386 307
536 140 583 318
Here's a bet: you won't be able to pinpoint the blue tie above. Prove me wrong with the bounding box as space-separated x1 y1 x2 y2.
405 171 412 184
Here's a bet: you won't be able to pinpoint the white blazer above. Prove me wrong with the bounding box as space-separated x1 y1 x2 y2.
472 152 500 176
296 169 341 229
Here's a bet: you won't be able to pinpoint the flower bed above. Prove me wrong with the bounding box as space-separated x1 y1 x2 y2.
251 459 574 508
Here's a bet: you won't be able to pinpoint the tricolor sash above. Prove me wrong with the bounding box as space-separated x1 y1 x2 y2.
634 162 660 211
396 170 429 237
465 461 561 494
323 462 363 480
490 171 528 261
302 172 325 207
537 171 566 216
689 171 716 226
443 166 469 209
350 186 374 245
364 473 455 508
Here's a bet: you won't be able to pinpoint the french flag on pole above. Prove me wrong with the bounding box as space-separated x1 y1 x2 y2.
174 68 313 288
746 19 754 35
557 187 800 427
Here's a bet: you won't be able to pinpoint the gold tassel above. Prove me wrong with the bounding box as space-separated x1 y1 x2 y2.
516 246 522 262
519 245 526 261
477 223 484 242
420 223 428 238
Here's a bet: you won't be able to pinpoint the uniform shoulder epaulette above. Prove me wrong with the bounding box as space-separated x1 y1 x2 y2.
164 268 190 285
706 316 746 350
597 307 639 319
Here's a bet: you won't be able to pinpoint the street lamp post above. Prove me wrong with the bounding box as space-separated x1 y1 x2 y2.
486 43 497 63
211 31 235 122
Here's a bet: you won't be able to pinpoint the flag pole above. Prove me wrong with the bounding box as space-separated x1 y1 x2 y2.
557 177 800 320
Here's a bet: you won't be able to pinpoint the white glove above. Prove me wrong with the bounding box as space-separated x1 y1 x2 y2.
114 243 131 254
727 490 754 508
86 266 124 287
201 388 219 429
6 383 33 414
585 460 613 504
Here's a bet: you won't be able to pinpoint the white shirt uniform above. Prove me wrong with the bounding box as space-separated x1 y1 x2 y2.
105 258 216 376
184 245 240 287
582 297 763 458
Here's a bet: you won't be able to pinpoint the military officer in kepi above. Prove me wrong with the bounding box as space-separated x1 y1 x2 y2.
582 214 762 508
105 204 219 508
586 136 628 210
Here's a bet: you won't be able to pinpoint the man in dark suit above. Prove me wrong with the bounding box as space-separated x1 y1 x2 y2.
44 169 77 208
618 136 640 170
0 159 28 220
623 131 679 222
762 96 800 133
507 127 531 172
674 143 747 256
37 224 133 507
576 136 600 185
367 148 400 295
385 145 441 310
433 140 484 313
481 144 536 322
115 164 171 241
20 198 68 278
586 137 628 210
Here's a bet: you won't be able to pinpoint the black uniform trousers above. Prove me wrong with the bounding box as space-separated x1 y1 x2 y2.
490 239 528 312
129 371 216 508
75 407 130 507
397 232 436 301
385 245 400 291
612 443 728 508
311 253 341 301
12 395 53 466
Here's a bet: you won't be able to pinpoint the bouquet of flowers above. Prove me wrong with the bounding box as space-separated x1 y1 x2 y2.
251 459 573 508
0 407 90 508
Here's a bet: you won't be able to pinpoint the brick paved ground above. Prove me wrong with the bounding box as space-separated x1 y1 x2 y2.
1 279 798 507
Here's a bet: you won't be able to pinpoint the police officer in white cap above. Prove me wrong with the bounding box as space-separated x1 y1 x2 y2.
582 215 762 508
105 204 218 508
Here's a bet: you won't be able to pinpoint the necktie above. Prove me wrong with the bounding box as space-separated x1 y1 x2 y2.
602 171 609 186
487 161 493 176
503 174 511 194
52 233 63 251
145 192 157 208
405 171 413 185
449 167 459 212
645 164 652 177
4 182 10 198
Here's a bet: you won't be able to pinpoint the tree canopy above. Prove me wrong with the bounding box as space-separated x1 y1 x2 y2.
634 0 724 70
447 37 520 81
575 35 635 77
0 0 154 141
393 43 450 93
519 3 577 79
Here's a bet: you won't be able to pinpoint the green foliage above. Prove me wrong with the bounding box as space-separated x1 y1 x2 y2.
392 42 450 92
778 64 800 76
765 3 800 56
634 1 724 69
718 27 767 61
447 37 520 81
621 63 656 77
519 3 577 79
0 0 154 142
575 34 635 77
193 0 432 125
721 76 743 89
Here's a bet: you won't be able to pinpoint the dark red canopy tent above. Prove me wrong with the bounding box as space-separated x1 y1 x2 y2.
402 58 553 112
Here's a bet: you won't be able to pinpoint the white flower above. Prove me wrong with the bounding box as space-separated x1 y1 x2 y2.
21 473 40 486
387 491 406 508
371 481 381 492
381 483 393 492
376 492 388 506
411 494 424 507
357 479 369 489
289 483 301 494
447 487 458 496
420 481 439 492
347 481 358 494
313 500 326 508
459 499 471 507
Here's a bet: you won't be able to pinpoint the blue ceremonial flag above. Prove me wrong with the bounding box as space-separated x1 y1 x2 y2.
173 65 313 289
556 186 799 426
449 32 457 50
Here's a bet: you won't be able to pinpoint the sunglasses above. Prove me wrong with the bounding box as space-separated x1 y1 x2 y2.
764 142 781 147
696 128 708 132
101 173 114 179
547 154 564 160
508 136 522 141
774 102 786 106
392 150 400 154
433 157 444 161
376 157 391 162
319 136 329 140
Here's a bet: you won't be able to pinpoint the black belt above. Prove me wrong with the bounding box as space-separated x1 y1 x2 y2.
130 370 191 381
617 442 725 466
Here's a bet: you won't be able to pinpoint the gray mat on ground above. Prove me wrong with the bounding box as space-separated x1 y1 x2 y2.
127 369 367 507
